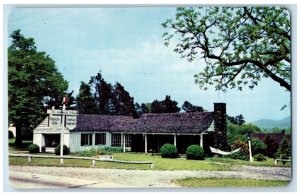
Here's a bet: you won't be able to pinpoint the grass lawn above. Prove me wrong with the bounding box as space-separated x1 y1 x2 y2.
9 153 230 171
173 177 290 187
9 152 290 170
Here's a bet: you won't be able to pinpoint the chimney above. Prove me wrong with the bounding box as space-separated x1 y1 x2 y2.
214 103 228 150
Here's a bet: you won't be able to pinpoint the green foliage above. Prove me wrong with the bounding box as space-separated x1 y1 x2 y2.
160 143 178 158
251 138 267 155
8 131 14 139
163 7 291 91
227 151 249 161
151 95 180 113
182 101 204 112
8 30 68 146
76 82 98 114
76 147 123 156
227 122 261 146
78 71 135 116
275 138 291 159
254 153 267 161
186 145 205 160
27 144 40 153
54 145 70 155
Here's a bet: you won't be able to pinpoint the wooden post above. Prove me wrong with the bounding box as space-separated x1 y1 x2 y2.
174 134 177 147
28 156 32 163
200 134 203 148
92 159 96 167
123 134 126 153
144 134 148 153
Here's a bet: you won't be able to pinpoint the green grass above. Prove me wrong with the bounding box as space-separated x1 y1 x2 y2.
9 153 230 171
206 157 291 167
173 177 290 187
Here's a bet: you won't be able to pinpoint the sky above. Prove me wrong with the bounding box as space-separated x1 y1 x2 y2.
5 6 291 122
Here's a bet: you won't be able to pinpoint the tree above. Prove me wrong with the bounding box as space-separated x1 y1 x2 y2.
111 82 135 116
264 135 280 158
141 103 150 113
182 101 204 112
76 82 98 114
275 137 291 159
8 30 68 146
227 114 245 125
89 71 113 114
151 95 180 113
162 7 291 91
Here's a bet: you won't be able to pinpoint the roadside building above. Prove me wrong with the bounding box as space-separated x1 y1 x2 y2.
33 103 227 154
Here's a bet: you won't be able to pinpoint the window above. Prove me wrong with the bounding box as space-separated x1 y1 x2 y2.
111 133 121 147
95 133 106 145
111 133 132 147
81 133 92 146
125 134 132 147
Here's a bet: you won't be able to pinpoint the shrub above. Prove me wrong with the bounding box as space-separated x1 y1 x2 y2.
55 145 70 155
8 131 14 139
160 143 178 158
254 153 267 161
186 145 205 160
275 138 291 160
251 139 267 155
227 151 249 161
264 135 280 158
27 144 40 153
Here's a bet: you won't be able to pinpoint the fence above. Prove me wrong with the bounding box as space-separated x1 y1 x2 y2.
9 154 154 168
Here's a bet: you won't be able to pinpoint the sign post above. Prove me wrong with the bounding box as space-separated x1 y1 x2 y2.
60 104 66 165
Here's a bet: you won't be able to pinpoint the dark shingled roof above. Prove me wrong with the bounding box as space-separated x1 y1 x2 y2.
73 112 215 134
251 131 291 144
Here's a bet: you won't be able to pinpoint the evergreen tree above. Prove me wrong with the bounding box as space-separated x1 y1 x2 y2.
150 95 180 113
76 82 97 114
111 82 135 115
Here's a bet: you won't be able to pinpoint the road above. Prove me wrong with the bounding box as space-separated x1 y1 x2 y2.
8 165 291 189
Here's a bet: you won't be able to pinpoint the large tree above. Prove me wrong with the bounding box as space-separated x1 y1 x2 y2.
162 7 291 91
151 95 180 113
111 82 135 116
89 71 113 115
76 82 98 114
8 30 68 146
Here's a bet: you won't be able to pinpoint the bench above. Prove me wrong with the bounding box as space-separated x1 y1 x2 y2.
274 158 291 165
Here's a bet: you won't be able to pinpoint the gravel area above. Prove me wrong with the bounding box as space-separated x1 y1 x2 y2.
9 165 292 188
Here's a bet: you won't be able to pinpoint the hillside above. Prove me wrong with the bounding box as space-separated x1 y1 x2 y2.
252 116 291 130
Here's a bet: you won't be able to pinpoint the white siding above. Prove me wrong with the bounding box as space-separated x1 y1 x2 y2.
69 131 111 153
33 133 43 152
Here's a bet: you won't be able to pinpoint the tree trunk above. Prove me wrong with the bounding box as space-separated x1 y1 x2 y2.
14 123 23 147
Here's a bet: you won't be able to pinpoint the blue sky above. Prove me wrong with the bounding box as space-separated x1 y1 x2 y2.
6 6 291 122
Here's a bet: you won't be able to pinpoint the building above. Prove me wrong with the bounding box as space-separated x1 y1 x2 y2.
33 103 227 154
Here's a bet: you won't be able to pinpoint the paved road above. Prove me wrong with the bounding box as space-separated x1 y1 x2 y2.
9 165 291 189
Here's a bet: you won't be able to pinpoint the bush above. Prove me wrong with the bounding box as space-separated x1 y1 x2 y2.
251 139 267 155
186 145 205 160
227 151 249 161
8 131 14 139
275 138 291 160
160 143 178 158
254 153 267 161
27 144 40 153
55 145 70 155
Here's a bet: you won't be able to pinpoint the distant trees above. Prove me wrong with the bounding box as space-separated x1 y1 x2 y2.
182 101 204 112
227 114 245 125
150 95 180 113
76 71 135 116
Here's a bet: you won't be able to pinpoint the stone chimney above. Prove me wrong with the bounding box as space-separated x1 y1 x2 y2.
214 103 228 150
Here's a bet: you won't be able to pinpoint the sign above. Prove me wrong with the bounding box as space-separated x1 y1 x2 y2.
47 109 78 129
66 115 77 129
49 115 62 128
